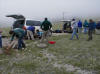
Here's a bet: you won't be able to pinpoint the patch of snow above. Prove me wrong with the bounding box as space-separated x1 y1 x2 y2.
53 62 93 74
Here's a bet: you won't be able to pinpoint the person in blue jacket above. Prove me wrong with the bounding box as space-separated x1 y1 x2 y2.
87 19 95 41
36 29 43 39
83 20 89 34
78 20 82 34
96 21 100 29
93 21 96 34
27 26 35 40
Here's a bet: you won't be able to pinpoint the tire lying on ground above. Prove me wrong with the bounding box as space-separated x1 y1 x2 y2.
36 43 48 48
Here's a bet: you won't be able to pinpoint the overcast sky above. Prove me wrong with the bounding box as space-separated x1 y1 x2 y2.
0 0 100 26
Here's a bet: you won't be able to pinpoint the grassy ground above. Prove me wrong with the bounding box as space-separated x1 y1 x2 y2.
0 27 11 36
0 33 100 74
52 22 63 30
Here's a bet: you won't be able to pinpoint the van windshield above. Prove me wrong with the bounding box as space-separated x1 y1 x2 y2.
26 20 41 26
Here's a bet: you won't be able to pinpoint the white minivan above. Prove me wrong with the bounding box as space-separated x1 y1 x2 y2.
24 19 52 36
6 14 42 32
6 14 52 36
24 19 42 32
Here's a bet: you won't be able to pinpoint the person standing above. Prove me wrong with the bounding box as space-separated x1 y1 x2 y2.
0 30 2 48
78 20 82 34
41 18 52 42
9 28 26 50
93 21 96 34
63 22 67 32
95 21 100 34
70 19 79 40
27 26 35 40
96 21 100 29
87 19 95 41
83 20 89 34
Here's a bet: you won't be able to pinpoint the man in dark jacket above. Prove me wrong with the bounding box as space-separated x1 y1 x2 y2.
41 18 52 42
88 19 95 41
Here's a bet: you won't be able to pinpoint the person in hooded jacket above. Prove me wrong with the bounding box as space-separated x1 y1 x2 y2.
83 20 89 34
78 20 82 34
9 28 26 50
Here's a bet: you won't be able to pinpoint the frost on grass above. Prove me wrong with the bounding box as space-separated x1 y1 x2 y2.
0 34 100 74
53 62 93 74
41 49 93 74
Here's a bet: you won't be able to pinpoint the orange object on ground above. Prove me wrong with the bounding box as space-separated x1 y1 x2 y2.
48 41 56 44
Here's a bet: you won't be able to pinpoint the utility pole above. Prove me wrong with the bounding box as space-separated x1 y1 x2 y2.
63 12 65 20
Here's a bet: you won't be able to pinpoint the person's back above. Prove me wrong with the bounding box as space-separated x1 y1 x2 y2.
40 18 52 42
41 18 52 31
27 26 35 32
78 20 82 28
83 20 89 27
88 21 95 30
13 28 25 38
63 23 67 30
78 20 82 34
88 19 95 41
96 22 100 29
70 19 79 40
83 20 89 34
9 28 26 49
71 20 78 29
26 26 35 40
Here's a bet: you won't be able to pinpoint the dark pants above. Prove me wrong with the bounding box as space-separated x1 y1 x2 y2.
0 37 2 48
18 37 25 49
88 30 93 40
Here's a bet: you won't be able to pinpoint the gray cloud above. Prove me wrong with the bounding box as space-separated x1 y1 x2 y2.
0 0 100 26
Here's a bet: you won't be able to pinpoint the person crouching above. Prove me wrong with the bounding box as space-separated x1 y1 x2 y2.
9 28 26 50
26 26 35 40
36 29 43 39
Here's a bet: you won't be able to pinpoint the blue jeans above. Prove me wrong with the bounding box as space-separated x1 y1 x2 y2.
18 37 25 49
0 37 2 48
78 27 82 34
71 28 79 40
84 27 88 34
